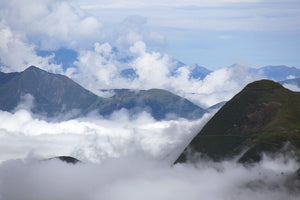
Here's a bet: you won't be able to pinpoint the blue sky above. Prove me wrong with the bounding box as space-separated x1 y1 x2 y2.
0 0 300 71
77 0 300 69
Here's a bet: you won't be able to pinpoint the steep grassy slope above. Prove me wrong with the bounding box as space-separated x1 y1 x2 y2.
176 80 300 163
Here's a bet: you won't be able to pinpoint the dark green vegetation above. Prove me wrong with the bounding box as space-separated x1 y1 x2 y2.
0 66 206 120
45 156 81 164
176 80 300 163
56 156 81 164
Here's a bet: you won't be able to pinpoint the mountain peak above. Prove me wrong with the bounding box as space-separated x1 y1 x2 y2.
24 65 42 71
23 66 48 75
245 79 284 90
176 79 300 164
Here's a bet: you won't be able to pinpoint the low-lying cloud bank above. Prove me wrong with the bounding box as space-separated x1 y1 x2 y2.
0 154 299 200
0 103 300 200
0 105 212 163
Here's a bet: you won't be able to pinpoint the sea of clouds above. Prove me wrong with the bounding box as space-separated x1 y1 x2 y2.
0 98 300 200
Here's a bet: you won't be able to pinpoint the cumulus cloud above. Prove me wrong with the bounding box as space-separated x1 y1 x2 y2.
73 41 263 107
0 21 61 72
0 0 103 73
0 0 102 50
283 83 300 92
101 15 166 55
180 64 264 107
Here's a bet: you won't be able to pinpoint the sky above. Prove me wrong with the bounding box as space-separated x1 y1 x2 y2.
0 0 299 106
1 0 300 72
78 0 300 69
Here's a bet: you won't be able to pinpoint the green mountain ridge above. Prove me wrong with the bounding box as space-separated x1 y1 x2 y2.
0 66 100 114
0 66 206 120
176 79 300 163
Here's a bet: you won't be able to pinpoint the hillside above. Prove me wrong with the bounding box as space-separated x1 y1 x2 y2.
176 80 300 163
99 89 206 120
0 66 206 120
0 66 101 115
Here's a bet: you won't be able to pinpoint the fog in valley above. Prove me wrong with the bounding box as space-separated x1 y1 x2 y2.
0 100 299 200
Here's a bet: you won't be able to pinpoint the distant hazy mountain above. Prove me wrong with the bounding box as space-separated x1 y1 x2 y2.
176 80 300 164
280 78 300 88
0 66 206 120
189 64 212 80
99 89 206 120
120 62 212 81
252 65 300 81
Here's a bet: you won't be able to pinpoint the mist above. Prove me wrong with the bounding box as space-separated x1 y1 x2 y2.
0 101 213 163
0 101 300 200
0 153 299 200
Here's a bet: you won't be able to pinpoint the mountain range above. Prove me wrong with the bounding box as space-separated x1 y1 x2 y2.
0 66 206 120
257 65 300 81
38 48 300 82
176 79 300 164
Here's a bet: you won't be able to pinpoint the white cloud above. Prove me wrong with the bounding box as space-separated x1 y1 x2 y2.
181 64 264 107
79 0 262 9
0 99 298 199
0 0 102 50
0 153 298 200
73 41 263 107
0 102 212 163
283 83 300 92
129 41 147 55
0 21 61 72
102 15 166 52
73 42 122 94
130 41 171 89
286 75 296 80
